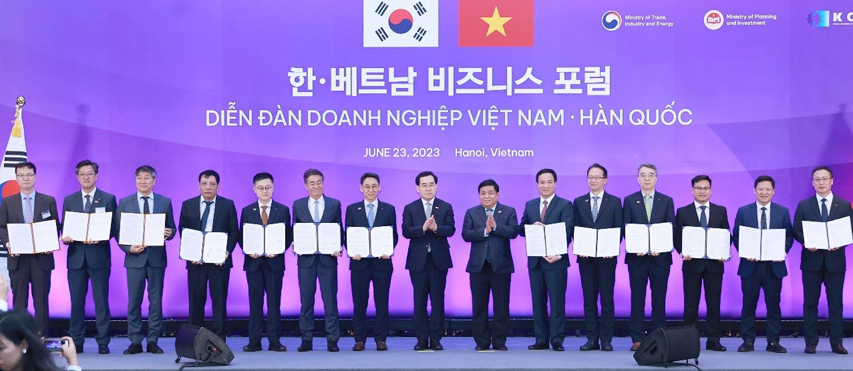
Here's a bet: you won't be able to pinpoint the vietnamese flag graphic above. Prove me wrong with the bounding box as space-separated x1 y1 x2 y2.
458 0 533 47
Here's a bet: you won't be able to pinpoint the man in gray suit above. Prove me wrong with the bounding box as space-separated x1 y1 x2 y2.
114 165 176 355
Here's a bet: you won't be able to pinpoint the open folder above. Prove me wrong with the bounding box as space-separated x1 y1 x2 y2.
737 226 786 261
681 226 730 260
572 226 620 258
524 222 568 257
118 212 166 246
293 223 341 255
625 223 673 254
241 223 287 256
7 220 60 254
802 216 853 250
63 211 112 242
179 228 228 264
346 226 394 258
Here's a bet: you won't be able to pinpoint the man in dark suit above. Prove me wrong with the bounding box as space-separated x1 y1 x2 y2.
793 166 851 355
572 163 622 352
60 160 117 354
462 179 518 351
0 162 58 336
403 171 456 351
674 174 729 352
115 165 176 355
345 172 398 352
292 169 343 352
518 168 572 351
239 172 291 352
179 170 239 341
622 163 675 351
732 175 792 354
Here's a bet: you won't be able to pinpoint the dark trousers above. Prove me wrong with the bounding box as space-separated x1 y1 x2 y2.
529 266 567 345
628 259 670 342
297 260 340 342
683 269 723 342
188 264 231 340
578 259 616 343
740 262 782 344
126 265 164 344
68 259 111 346
351 259 393 343
470 262 511 348
10 255 51 336
246 261 283 345
409 254 447 343
803 268 845 347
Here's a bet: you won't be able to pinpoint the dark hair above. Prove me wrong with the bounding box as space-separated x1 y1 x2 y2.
754 175 775 189
303 169 324 183
478 179 500 193
360 172 380 185
587 163 607 178
14 162 36 175
415 171 437 185
691 175 712 187
135 165 157 178
198 169 220 183
535 168 557 183
0 310 62 371
637 163 657 175
75 160 99 174
253 172 274 184
812 166 833 179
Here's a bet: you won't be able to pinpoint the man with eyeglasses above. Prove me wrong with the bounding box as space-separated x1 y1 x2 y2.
793 166 852 355
0 162 59 336
674 175 730 352
60 160 117 354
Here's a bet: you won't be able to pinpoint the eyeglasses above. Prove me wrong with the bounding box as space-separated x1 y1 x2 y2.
78 172 96 178
15 173 35 179
693 186 711 191
813 177 831 183
255 186 273 192
588 176 605 181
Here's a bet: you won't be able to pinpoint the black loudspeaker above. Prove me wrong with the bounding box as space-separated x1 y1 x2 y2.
174 324 234 368
633 325 700 366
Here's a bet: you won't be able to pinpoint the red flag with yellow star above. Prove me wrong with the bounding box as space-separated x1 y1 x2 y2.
458 0 533 47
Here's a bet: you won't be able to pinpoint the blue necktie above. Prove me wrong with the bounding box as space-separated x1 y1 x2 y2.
821 198 829 223
313 200 321 224
592 196 600 223
23 196 33 223
485 208 494 262
367 203 375 228
200 201 213 231
699 205 708 229
760 207 767 230
84 195 92 213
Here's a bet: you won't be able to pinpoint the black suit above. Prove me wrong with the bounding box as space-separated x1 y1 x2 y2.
518 195 572 346
0 192 58 335
622 191 675 343
345 200 398 344
178 196 239 340
239 200 291 346
292 196 343 343
732 202 793 345
674 202 730 343
62 189 117 348
402 197 455 344
572 192 622 345
793 195 852 348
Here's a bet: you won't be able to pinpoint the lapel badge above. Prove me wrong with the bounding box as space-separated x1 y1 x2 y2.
358 207 363 211
636 201 641 204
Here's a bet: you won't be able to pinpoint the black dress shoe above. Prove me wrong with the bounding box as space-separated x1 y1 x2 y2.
430 340 443 351
706 341 726 352
475 345 488 351
601 342 613 352
805 344 817 354
123 343 143 355
832 345 848 355
352 342 365 351
766 342 786 353
75 344 84 354
494 345 508 351
268 343 287 352
552 344 565 352
98 345 110 355
376 341 388 351
738 342 754 352
580 341 600 351
147 342 164 354
327 340 340 352
298 341 313 352
243 343 262 352
413 341 428 351
528 342 549 350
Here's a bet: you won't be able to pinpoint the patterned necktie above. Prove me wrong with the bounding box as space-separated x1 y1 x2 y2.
313 200 321 223
644 195 652 222
425 202 432 219
200 201 213 231
485 208 494 261
592 196 600 223
699 205 708 229
540 200 548 222
23 196 33 223
261 205 269 226
84 195 92 213
142 196 150 214
760 206 767 230
367 204 375 228
821 198 829 223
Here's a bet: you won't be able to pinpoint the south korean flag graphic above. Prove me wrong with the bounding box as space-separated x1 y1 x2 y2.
364 0 438 47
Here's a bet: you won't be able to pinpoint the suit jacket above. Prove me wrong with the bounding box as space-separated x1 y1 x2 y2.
402 197 455 271
674 202 731 274
62 189 117 270
292 196 343 268
572 192 623 264
0 192 59 271
518 195 573 269
793 195 852 273
344 200 398 271
732 202 793 278
462 203 518 274
114 193 177 268
239 200 292 272
622 191 676 266
179 195 239 269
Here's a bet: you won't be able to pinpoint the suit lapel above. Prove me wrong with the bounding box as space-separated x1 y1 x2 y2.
322 198 334 223
809 198 822 220
749 203 759 227
90 189 102 213
829 199 842 219
356 202 370 227
580 194 593 225
650 195 663 224
685 204 701 227
34 194 48 221
73 190 85 213
268 202 280 224
542 197 557 222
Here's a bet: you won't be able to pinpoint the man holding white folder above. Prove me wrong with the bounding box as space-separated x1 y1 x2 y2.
732 175 792 354
793 166 852 355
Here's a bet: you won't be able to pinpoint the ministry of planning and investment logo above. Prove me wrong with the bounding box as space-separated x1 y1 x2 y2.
602 11 622 31
809 10 853 27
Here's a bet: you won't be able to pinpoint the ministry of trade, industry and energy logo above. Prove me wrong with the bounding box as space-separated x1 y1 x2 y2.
809 10 830 27
364 0 438 47
602 11 622 31
808 10 853 27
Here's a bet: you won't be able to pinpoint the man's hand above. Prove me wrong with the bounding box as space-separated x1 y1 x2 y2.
353 254 362 261
266 254 277 259
533 221 545 226
807 247 818 252
0 274 8 301
683 255 693 261
332 250 342 257
130 245 146 254
748 258 759 262
637 252 647 257
379 254 391 259
61 236 73 245
192 261 203 265
544 255 561 264
164 228 173 238
60 336 79 366
428 216 438 232
250 253 261 259
650 252 660 256
829 247 840 251
215 251 230 266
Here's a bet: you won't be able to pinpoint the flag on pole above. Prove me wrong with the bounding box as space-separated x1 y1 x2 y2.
0 98 29 282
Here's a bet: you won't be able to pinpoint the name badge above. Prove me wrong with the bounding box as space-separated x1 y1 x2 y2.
95 207 106 213
40 210 51 219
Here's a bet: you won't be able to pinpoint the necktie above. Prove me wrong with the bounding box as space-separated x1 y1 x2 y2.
699 205 708 229
485 208 494 262
592 196 600 223
644 195 652 222
367 204 375 228
821 198 829 223
84 195 92 213
200 201 213 231
261 205 269 226
760 206 767 230
425 202 433 219
23 196 33 223
313 200 321 223
540 200 548 222
142 196 150 214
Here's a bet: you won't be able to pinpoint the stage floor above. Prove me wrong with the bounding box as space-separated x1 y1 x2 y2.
74 337 853 371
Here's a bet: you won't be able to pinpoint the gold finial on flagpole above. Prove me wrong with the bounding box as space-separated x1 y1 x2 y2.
15 96 25 107
11 96 25 138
